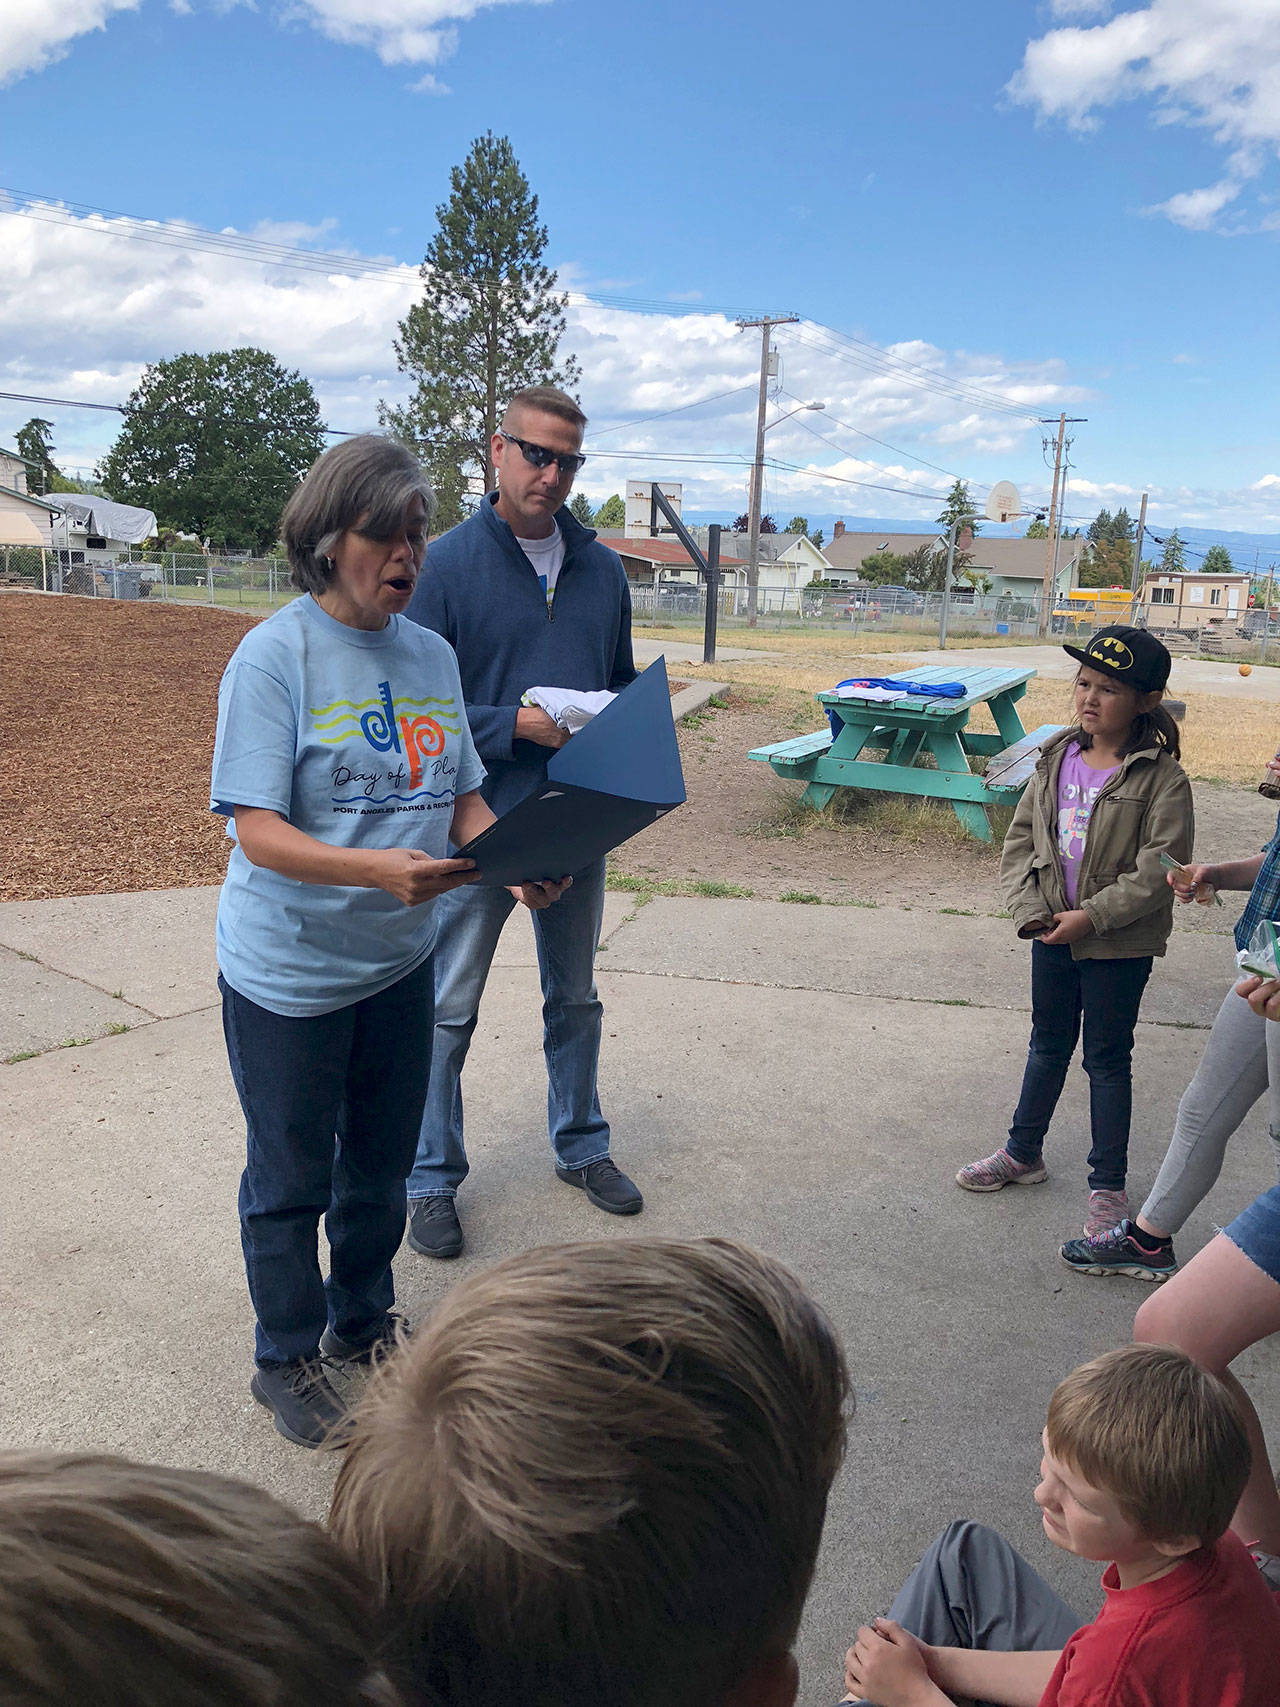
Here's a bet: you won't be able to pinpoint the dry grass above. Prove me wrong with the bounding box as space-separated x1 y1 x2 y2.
660 633 1275 786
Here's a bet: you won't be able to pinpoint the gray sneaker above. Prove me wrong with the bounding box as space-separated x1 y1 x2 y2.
250 1357 349 1449
407 1195 463 1258
319 1311 410 1366
555 1157 644 1215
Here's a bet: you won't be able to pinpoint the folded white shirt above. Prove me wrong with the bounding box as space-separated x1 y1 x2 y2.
521 686 617 733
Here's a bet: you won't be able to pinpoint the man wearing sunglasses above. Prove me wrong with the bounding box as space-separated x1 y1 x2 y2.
403 385 642 1258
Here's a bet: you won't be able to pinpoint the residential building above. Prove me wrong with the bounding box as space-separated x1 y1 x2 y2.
597 534 746 588
820 520 1083 603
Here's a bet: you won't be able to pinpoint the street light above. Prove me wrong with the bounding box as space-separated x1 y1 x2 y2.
763 400 825 434
746 402 824 550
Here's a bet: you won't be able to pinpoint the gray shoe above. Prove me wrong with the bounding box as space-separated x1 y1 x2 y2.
555 1157 644 1215
250 1357 349 1449
407 1195 463 1258
319 1311 410 1366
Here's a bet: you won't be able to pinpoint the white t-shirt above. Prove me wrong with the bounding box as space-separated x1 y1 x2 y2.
516 523 566 610
210 595 485 1016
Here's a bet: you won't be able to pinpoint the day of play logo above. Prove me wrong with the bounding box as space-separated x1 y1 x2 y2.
310 680 461 801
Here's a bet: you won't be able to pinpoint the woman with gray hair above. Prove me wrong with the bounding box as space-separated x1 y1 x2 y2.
211 435 567 1449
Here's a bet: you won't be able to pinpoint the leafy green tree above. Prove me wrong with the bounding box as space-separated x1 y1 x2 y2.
383 132 580 529
99 348 325 552
1024 516 1048 539
1160 530 1186 574
811 527 824 550
1201 543 1235 575
569 493 594 525
593 493 625 529
732 512 777 533
785 514 810 538
15 418 59 494
937 479 980 540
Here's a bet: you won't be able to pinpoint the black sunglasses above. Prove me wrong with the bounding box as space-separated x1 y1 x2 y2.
498 430 586 477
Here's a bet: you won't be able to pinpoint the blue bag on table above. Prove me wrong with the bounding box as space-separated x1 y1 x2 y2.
827 677 967 738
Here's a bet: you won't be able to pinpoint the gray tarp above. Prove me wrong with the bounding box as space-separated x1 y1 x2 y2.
56 494 157 546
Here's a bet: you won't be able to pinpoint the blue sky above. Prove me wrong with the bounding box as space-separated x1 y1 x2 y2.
3 0 1280 541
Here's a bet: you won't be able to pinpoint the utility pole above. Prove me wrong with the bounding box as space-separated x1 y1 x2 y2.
1038 413 1086 635
737 313 799 627
1127 491 1148 622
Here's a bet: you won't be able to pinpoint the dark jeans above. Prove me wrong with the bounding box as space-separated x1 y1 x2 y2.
221 959 433 1367
1005 941 1152 1191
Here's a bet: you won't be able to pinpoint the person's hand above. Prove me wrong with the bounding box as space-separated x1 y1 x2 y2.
843 1620 936 1707
369 850 478 907
1038 909 1094 946
508 876 573 910
1167 861 1216 904
1236 974 1280 1021
515 707 570 749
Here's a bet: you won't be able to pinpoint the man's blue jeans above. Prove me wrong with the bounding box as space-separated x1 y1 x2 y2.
221 959 433 1367
1005 940 1153 1191
407 859 609 1199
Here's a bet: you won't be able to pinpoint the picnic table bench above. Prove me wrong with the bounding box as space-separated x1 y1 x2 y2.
749 663 1064 842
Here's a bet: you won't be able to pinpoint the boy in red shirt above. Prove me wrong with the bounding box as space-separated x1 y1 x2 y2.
843 1344 1280 1707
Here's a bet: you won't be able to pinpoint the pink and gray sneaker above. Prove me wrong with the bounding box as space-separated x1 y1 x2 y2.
955 1147 1048 1192
1084 1189 1129 1239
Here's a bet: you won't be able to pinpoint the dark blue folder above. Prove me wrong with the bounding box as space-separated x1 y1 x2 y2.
454 656 687 885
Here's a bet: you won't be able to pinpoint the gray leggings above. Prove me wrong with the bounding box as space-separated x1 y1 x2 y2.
1141 973 1280 1236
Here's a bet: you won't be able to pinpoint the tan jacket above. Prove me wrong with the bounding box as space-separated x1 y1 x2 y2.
1001 728 1194 959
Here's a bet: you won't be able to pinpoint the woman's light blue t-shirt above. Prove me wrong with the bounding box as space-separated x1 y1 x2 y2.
211 595 485 1017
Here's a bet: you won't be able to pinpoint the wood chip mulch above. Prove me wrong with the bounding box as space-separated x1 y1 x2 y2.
0 592 689 903
2 594 257 902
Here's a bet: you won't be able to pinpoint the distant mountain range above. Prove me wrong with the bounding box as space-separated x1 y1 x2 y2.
679 511 1280 572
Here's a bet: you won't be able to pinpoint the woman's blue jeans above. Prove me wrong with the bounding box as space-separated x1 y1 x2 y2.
1005 940 1153 1192
221 959 433 1368
407 859 609 1200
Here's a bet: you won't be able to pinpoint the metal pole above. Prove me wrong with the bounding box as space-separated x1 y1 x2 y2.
703 524 721 665
939 521 958 649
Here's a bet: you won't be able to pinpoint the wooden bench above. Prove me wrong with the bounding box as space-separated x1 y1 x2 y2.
748 729 834 770
983 724 1067 795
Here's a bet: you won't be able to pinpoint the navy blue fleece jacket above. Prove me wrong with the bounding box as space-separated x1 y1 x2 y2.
405 492 637 815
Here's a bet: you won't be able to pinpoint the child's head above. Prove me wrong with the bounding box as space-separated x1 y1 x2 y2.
0 1451 394 1706
330 1237 850 1707
1039 1344 1250 1563
1063 625 1179 759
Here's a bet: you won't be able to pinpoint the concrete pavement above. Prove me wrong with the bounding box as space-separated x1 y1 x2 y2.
2 886 1277 1703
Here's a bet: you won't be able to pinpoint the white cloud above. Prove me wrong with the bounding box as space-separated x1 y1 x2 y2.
0 201 1098 522
0 0 547 87
1148 174 1244 230
0 0 141 85
1010 2 1280 227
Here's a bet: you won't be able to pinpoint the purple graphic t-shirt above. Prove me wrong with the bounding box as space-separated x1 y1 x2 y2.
1057 742 1119 907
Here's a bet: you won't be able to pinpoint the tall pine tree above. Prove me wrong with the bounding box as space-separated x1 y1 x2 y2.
383 133 580 530
1160 530 1186 573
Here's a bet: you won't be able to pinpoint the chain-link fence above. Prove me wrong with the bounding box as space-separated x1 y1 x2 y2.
6 544 1276 664
0 545 297 611
630 582 1280 661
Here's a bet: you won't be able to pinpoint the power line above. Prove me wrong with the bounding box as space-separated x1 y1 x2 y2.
802 320 1048 422
0 188 755 319
777 389 990 489
779 324 1045 423
584 384 756 440
783 410 959 503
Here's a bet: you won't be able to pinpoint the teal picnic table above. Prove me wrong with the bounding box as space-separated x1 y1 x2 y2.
749 663 1063 843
